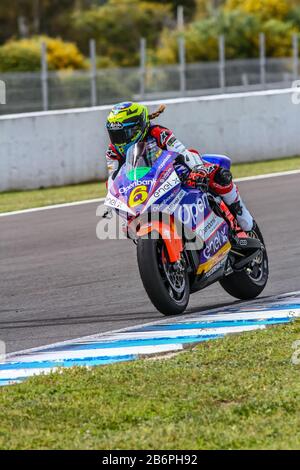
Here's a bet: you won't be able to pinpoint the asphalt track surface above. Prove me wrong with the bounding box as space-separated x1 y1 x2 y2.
1 174 299 354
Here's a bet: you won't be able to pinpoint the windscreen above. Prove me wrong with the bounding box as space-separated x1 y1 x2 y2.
126 141 162 181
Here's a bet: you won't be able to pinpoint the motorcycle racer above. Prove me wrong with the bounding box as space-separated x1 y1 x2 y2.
105 101 253 232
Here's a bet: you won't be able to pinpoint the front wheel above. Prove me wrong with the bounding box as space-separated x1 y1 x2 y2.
219 221 269 300
137 237 190 315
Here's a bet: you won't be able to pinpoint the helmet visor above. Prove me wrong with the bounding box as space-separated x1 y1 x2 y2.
108 125 140 146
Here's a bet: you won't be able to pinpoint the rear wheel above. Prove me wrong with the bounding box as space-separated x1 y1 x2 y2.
137 237 190 315
219 221 269 300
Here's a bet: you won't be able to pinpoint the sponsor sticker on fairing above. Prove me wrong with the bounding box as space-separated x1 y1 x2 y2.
104 193 135 215
144 171 181 210
197 212 225 241
203 226 229 260
164 189 186 215
206 258 227 278
119 179 155 195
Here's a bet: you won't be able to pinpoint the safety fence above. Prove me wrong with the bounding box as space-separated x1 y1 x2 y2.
1 29 300 115
0 57 299 115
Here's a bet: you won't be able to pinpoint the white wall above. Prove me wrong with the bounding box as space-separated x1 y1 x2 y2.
0 88 299 191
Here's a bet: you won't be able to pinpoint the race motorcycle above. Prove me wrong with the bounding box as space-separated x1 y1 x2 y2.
103 141 269 315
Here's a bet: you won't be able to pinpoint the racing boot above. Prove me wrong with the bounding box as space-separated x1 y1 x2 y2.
223 185 254 232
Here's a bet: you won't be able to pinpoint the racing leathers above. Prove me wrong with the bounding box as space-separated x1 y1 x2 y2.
105 125 254 232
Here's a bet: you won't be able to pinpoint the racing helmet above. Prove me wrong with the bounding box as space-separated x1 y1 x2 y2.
106 102 150 157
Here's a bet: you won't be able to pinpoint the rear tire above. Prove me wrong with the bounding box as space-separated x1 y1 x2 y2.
137 237 190 315
219 221 268 300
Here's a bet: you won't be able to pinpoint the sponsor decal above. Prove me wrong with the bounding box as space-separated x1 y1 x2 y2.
157 155 172 172
153 175 180 199
112 102 132 113
107 121 123 130
160 130 171 146
197 212 225 241
158 167 173 184
128 185 148 208
166 136 176 146
206 164 217 174
197 241 231 275
104 193 135 215
205 257 226 278
164 189 186 215
177 193 209 227
119 179 155 195
203 226 229 260
167 138 186 154
144 171 181 210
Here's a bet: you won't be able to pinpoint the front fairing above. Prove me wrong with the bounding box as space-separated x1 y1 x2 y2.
105 150 182 217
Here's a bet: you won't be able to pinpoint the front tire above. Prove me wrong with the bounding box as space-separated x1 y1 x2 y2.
137 237 190 315
219 221 269 300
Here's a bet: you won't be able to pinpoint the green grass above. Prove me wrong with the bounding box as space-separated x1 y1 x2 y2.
0 181 107 214
1 155 300 214
0 321 300 450
231 155 300 178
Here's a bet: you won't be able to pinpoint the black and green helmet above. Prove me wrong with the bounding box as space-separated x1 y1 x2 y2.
106 102 149 156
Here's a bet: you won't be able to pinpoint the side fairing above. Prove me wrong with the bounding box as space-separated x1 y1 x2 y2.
105 148 231 278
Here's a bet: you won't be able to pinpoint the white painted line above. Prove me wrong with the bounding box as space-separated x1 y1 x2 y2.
0 367 60 381
177 309 300 323
2 344 184 366
277 291 300 298
0 198 104 217
236 169 300 182
87 325 265 343
0 168 299 218
4 292 300 360
1 292 299 385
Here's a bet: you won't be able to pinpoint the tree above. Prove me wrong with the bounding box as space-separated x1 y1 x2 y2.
155 10 262 63
71 0 173 66
224 0 291 21
144 0 197 19
154 7 299 63
0 0 83 44
0 36 87 72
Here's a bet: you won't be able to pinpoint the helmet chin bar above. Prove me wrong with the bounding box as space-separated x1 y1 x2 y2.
115 131 144 157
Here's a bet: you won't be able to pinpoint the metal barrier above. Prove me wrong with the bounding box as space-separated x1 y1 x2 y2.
0 57 298 115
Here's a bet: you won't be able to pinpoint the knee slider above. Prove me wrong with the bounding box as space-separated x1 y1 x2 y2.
214 168 232 187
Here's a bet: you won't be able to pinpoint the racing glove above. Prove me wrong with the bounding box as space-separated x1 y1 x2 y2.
184 165 210 192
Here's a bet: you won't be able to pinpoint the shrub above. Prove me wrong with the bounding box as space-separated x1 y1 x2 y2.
0 39 41 72
155 7 299 64
45 37 87 70
287 5 300 28
263 19 297 57
155 10 262 64
0 37 87 72
224 0 291 21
